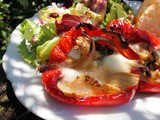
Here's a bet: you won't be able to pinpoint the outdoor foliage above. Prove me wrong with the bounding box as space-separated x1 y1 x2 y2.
0 0 64 62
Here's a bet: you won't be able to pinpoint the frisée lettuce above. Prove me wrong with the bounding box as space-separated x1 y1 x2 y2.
17 19 58 68
17 39 38 67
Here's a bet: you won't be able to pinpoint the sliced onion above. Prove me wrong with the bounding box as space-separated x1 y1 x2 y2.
68 35 96 69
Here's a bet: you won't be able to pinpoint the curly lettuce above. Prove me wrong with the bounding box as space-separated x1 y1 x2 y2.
17 39 38 67
17 19 58 68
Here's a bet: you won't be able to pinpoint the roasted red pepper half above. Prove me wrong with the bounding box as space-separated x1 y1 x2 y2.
41 23 140 106
108 20 160 92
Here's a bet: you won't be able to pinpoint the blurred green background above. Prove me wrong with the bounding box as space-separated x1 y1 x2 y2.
0 0 64 63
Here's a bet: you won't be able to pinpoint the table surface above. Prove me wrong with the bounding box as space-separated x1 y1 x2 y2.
0 64 43 120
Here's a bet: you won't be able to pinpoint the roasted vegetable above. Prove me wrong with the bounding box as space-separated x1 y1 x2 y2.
108 19 160 92
42 23 139 105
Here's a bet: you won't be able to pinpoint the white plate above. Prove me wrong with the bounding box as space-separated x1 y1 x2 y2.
3 1 160 120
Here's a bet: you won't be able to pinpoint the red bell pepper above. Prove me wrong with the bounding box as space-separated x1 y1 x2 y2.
89 29 139 60
138 81 160 93
42 68 138 105
41 23 140 106
108 20 160 93
108 19 160 49
49 23 96 63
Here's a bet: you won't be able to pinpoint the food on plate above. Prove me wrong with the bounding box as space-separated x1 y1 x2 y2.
16 0 160 105
42 23 139 105
136 3 160 38
108 20 160 92
17 19 57 67
38 3 69 23
18 0 131 68
100 0 133 28
135 0 160 23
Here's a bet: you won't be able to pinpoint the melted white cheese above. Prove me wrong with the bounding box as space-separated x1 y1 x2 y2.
60 54 138 83
102 54 137 74
58 53 139 96
60 68 82 82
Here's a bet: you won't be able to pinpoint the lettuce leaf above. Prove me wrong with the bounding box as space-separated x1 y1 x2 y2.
31 23 57 49
18 19 57 67
20 19 38 34
19 19 57 49
70 3 102 26
105 5 117 25
36 37 60 62
17 39 38 67
110 0 127 18
101 0 133 28
20 19 41 43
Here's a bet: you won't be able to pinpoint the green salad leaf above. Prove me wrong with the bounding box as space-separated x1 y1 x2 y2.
19 19 57 48
31 23 57 49
36 37 60 62
70 3 102 25
20 19 41 43
101 0 133 28
105 5 117 25
40 23 57 40
17 19 57 68
17 39 38 67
